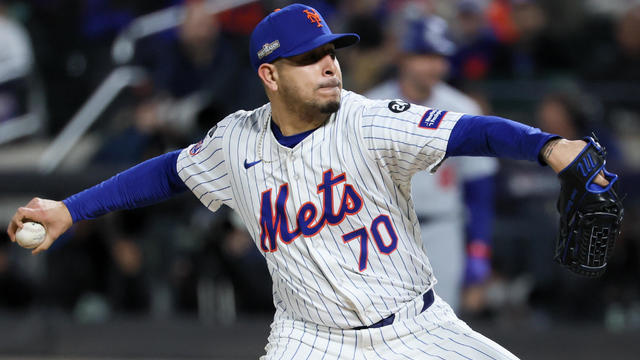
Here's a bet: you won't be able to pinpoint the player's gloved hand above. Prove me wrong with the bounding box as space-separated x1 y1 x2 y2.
464 240 491 285
554 136 624 277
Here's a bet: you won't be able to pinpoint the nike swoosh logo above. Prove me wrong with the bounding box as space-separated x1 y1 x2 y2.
244 159 262 169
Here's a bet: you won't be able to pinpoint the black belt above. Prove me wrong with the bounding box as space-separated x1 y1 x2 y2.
417 215 452 224
352 289 434 330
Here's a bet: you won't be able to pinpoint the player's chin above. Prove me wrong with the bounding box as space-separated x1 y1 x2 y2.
315 90 341 114
318 99 341 114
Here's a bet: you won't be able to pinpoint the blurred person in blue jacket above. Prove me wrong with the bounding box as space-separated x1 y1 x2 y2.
367 14 498 312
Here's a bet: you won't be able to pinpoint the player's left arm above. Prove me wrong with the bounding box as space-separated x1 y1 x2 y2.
449 114 624 277
446 114 608 185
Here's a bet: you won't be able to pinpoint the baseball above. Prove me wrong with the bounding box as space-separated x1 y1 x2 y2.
15 221 46 249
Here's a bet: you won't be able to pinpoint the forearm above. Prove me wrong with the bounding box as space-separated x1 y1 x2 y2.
446 114 560 164
63 150 188 222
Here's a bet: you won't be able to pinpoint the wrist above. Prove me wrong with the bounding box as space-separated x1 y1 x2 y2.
540 138 587 173
58 200 74 228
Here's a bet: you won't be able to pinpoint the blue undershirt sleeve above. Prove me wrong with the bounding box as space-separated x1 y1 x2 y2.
63 150 188 223
446 114 560 164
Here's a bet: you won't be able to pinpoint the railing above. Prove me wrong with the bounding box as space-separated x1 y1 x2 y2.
37 66 148 174
37 0 257 174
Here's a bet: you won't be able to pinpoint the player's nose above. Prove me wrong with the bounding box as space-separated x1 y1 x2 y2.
320 54 337 77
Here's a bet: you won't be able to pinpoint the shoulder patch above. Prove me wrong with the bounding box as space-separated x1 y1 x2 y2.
189 140 204 156
388 100 411 113
418 109 447 129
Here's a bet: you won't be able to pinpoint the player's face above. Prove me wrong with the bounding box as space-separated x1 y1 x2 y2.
400 54 449 93
275 43 343 114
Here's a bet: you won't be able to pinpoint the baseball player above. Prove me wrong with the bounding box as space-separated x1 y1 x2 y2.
366 14 498 311
7 4 614 359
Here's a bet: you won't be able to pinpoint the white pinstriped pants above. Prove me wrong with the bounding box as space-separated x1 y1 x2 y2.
261 294 519 360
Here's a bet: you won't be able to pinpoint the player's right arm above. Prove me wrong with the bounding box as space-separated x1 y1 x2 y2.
7 150 188 254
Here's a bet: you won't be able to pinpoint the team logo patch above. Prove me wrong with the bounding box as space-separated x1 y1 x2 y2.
189 140 204 156
418 109 447 129
257 40 280 59
388 100 411 113
303 9 323 27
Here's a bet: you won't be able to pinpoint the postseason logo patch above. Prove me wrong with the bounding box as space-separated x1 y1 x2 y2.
418 109 447 129
189 140 204 156
257 40 280 59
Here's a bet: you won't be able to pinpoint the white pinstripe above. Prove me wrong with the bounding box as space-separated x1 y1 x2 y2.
177 90 516 358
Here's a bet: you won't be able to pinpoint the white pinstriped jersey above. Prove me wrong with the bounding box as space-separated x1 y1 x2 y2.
176 90 463 329
367 80 499 218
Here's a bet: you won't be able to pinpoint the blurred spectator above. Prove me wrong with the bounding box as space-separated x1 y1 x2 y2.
339 13 395 93
366 14 499 312
91 92 172 166
483 0 575 78
584 4 640 82
109 235 150 313
0 1 35 123
91 0 266 165
537 91 624 169
449 0 503 84
330 0 395 93
135 0 264 137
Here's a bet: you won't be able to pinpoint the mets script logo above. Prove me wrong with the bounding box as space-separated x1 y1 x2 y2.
303 9 323 27
259 169 362 252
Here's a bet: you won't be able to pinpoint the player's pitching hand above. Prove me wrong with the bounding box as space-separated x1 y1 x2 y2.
6 197 73 255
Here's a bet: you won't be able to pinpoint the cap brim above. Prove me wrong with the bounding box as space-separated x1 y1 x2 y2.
280 33 360 59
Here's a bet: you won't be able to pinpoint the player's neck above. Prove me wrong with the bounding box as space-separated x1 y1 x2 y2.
270 102 330 136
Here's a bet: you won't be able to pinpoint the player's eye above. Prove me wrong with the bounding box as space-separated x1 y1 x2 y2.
288 47 336 66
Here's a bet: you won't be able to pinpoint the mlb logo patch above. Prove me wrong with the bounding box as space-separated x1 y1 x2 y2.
418 109 447 129
189 140 204 156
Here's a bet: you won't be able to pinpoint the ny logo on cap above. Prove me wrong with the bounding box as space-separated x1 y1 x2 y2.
303 9 323 27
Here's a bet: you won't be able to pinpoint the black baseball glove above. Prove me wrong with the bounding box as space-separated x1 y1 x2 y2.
555 136 624 277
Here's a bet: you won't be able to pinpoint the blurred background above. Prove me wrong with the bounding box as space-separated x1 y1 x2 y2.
1 0 639 359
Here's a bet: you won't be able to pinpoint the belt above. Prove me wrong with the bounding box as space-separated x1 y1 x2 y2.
352 289 434 330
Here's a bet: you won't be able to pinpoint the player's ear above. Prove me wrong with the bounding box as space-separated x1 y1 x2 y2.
258 63 279 92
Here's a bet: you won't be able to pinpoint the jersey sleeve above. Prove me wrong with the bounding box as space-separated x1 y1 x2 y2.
176 122 235 212
360 98 463 186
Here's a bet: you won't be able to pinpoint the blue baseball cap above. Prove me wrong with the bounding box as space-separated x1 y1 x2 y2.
402 16 456 56
249 4 360 71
